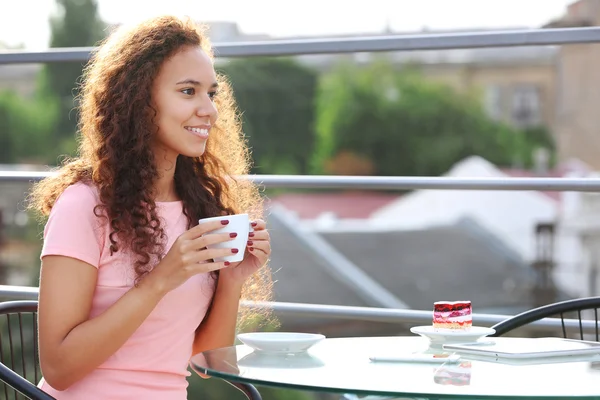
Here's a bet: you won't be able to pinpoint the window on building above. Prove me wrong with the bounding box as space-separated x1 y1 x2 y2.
484 85 503 121
511 85 542 127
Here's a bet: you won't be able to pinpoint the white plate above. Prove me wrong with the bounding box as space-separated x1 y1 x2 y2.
237 332 326 354
410 326 496 346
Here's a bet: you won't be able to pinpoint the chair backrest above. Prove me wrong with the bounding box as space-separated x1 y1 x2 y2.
0 300 55 400
491 296 600 340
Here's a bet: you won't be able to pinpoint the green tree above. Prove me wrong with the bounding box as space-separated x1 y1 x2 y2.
314 59 555 176
520 125 556 167
41 0 106 143
219 58 318 174
0 98 15 163
0 90 59 164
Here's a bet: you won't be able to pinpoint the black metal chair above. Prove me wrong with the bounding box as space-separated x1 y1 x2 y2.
225 381 262 400
490 296 600 340
0 300 55 399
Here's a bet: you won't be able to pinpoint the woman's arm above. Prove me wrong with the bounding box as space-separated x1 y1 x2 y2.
192 218 271 355
192 278 242 355
38 256 166 391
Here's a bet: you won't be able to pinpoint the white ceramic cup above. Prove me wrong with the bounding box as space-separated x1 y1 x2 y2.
197 213 253 263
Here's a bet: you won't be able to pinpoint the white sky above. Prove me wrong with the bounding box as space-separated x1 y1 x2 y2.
0 0 575 49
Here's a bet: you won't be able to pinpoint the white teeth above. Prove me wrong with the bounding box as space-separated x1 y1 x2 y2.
186 127 209 135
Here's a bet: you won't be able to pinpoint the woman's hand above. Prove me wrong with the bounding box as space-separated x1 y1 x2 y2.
143 219 237 295
219 219 270 286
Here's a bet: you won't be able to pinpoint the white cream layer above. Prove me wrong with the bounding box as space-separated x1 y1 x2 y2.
433 315 472 322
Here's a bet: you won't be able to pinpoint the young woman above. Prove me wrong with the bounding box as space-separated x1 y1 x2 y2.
29 15 272 399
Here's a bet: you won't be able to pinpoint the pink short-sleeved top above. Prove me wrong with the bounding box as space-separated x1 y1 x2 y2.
38 182 215 400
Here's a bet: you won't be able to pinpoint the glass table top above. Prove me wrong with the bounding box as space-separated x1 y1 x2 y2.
190 336 600 399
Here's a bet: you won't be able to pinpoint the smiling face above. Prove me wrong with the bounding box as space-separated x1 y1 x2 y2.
151 45 219 162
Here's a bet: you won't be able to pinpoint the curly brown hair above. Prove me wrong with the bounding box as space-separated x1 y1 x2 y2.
29 16 272 324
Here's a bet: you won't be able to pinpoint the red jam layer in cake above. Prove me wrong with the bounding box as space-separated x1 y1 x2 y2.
433 301 472 330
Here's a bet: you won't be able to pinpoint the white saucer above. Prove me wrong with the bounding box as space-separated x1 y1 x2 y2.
410 326 495 346
237 332 326 354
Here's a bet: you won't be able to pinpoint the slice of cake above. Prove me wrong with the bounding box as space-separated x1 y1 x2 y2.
433 301 472 330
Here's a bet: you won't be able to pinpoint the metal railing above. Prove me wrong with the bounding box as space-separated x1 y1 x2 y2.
2 171 600 191
1 27 600 63
0 285 596 334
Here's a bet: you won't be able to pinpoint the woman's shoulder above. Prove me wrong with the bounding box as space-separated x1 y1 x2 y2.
56 181 100 209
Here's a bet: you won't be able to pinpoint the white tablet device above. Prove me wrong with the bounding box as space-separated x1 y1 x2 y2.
442 337 600 359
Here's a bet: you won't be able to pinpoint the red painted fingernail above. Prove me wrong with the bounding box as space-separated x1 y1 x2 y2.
247 240 253 246
221 220 229 225
251 221 258 227
231 248 239 254
224 261 230 266
229 232 238 238
249 232 255 237
249 247 254 251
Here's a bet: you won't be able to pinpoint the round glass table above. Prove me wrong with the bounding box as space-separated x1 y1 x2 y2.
190 336 600 400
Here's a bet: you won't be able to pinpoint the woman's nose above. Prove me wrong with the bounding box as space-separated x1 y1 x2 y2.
196 97 218 121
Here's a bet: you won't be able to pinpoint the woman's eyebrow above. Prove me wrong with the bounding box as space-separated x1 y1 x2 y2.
175 79 219 88
176 78 201 85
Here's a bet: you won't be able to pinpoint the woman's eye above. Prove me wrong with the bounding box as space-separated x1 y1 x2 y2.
208 91 218 101
181 88 195 96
